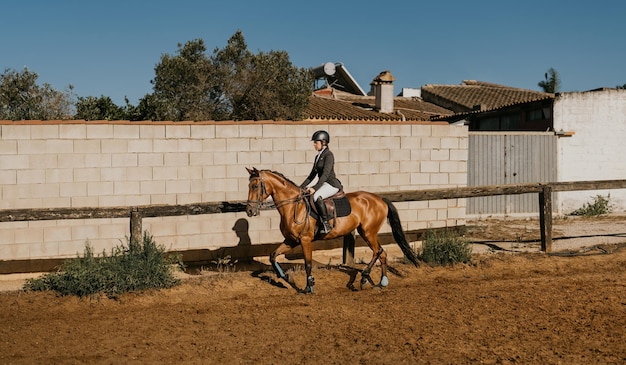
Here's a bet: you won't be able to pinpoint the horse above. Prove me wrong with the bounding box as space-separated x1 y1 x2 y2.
245 167 419 294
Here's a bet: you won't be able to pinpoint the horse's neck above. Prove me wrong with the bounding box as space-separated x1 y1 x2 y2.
269 183 299 203
266 174 299 207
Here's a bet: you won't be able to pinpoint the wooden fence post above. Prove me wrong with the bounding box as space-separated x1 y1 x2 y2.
130 208 142 244
343 231 355 265
539 186 553 252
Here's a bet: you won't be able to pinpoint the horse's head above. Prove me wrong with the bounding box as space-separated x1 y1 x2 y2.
246 167 301 217
246 167 268 217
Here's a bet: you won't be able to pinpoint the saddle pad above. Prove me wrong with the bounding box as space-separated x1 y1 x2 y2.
333 196 351 217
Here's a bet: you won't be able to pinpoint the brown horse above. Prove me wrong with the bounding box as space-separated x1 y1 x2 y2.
245 167 419 294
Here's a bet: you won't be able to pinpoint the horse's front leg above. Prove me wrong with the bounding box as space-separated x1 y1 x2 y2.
300 238 315 294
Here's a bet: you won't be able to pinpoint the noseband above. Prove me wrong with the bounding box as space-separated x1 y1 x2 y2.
247 175 272 213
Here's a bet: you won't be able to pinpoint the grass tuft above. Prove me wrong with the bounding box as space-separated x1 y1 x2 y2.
419 229 472 266
23 232 182 298
569 194 613 217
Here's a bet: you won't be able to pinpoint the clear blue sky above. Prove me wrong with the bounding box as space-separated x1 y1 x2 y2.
3 0 625 105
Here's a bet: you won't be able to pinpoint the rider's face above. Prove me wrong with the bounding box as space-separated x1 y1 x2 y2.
313 140 323 151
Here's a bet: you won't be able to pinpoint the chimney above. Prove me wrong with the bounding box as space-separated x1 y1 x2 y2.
372 70 395 113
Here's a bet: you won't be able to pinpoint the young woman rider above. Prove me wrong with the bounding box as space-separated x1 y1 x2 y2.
300 130 343 234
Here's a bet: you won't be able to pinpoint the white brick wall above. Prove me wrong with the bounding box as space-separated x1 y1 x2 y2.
553 90 626 213
0 120 468 261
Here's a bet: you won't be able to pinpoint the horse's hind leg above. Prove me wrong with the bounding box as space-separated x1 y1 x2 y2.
378 249 389 286
357 227 388 288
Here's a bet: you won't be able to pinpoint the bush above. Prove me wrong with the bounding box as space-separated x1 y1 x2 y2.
24 232 182 298
419 229 472 266
569 194 613 217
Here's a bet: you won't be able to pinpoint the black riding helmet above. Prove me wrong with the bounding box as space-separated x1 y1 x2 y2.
311 130 330 144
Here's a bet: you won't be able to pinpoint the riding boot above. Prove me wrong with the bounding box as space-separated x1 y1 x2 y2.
315 197 332 234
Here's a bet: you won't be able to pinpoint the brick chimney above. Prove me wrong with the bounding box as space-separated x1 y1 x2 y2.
372 70 395 114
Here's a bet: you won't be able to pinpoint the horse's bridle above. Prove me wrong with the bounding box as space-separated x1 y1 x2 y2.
247 173 309 217
247 175 272 215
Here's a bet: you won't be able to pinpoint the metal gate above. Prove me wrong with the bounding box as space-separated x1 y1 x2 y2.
467 132 557 216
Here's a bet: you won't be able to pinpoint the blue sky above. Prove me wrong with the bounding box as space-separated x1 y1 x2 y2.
3 0 625 105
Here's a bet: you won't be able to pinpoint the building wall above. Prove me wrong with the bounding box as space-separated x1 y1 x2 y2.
0 121 468 262
553 89 626 213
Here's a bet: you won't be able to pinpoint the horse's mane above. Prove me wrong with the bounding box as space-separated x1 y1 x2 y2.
262 169 299 188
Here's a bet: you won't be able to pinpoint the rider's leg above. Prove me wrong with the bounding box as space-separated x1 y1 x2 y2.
313 183 339 234
314 197 332 234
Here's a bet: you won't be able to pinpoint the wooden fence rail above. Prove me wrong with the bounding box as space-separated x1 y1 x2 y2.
2 179 626 265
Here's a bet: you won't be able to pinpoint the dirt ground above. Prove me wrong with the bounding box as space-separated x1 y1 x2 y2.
1 215 626 364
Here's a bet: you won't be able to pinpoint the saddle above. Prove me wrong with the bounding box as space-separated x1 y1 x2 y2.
308 189 352 221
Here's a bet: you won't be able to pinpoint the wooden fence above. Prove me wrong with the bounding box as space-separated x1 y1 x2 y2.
2 179 626 272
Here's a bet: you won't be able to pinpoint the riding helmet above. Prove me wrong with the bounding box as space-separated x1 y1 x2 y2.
311 130 330 143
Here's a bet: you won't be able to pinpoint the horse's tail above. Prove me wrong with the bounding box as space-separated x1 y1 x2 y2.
383 197 419 267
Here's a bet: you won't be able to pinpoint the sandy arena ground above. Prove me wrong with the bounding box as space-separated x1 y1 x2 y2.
1 215 625 364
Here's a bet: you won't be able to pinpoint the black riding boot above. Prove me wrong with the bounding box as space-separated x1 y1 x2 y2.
315 197 332 234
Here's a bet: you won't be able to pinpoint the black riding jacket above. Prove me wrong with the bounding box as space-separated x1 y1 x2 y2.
300 148 343 191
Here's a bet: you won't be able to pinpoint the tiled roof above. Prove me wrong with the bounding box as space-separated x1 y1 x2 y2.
421 80 553 113
304 89 453 122
430 95 555 122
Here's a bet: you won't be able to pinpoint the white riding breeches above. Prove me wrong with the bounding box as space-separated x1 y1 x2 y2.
310 182 339 201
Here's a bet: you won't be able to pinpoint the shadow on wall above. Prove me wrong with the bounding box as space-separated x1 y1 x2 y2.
232 218 251 247
180 217 271 270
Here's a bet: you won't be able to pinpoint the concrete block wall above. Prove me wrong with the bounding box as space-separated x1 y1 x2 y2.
0 120 468 262
553 89 626 213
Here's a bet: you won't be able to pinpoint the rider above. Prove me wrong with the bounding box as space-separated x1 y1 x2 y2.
300 130 343 234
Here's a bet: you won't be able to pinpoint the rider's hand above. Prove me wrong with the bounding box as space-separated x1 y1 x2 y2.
307 187 315 195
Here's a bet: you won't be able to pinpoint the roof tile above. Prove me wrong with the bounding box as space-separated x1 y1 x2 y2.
421 80 552 113
304 89 452 122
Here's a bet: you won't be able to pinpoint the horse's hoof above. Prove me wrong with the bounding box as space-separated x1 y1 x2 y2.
380 275 389 287
298 286 314 295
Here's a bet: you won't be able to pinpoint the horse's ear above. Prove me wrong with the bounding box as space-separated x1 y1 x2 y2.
246 167 259 177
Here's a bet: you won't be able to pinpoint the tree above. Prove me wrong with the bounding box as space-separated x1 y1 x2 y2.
149 30 314 121
228 50 313 121
150 39 218 121
125 94 158 121
0 67 73 120
538 68 561 93
210 30 313 121
210 30 253 120
75 95 125 120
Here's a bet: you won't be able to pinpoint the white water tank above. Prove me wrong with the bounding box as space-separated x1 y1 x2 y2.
313 62 336 78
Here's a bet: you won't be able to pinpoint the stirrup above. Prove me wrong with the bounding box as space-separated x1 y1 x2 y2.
319 221 331 234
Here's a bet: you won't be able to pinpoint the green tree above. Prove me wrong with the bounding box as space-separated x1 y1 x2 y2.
75 95 125 120
151 39 218 121
538 67 561 93
149 30 313 121
210 31 313 121
125 94 158 121
0 67 73 120
210 30 253 120
222 49 313 121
